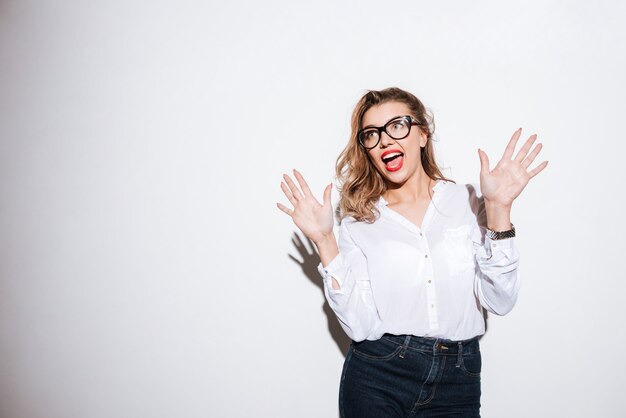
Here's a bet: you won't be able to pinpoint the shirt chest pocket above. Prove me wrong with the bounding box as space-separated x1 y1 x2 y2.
443 224 476 276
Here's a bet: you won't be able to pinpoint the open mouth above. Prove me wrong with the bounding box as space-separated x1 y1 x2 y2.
381 150 404 172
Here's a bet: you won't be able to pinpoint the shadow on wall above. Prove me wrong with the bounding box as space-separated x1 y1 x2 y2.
288 232 351 357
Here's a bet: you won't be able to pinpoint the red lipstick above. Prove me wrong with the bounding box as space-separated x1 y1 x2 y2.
381 149 404 172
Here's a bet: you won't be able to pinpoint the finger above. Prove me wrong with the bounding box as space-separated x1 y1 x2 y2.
478 148 490 175
280 182 298 207
502 128 522 160
276 202 294 216
521 143 543 169
283 174 304 201
293 169 313 198
528 160 549 179
323 183 333 207
514 134 538 162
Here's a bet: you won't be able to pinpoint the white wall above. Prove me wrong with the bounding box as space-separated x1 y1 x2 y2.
1 1 625 417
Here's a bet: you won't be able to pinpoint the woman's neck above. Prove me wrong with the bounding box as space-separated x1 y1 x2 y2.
383 170 434 204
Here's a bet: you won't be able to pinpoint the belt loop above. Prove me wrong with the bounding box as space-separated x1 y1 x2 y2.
456 342 463 367
399 335 411 359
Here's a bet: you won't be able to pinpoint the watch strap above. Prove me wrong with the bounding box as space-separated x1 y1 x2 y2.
486 223 515 240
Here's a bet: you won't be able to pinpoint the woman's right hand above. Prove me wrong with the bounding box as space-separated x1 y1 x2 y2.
277 169 334 245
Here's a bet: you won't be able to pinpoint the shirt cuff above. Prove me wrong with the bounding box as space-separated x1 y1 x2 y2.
317 253 347 294
477 235 515 260
484 235 514 251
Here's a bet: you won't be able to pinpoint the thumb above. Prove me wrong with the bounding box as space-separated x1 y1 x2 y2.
478 148 490 175
323 183 333 207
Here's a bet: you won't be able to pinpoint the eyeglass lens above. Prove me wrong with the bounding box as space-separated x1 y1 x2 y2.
360 118 411 149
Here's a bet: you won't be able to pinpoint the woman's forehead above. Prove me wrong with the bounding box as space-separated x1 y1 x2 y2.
362 101 411 127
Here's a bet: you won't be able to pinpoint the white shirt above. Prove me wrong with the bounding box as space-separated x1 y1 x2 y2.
317 180 520 342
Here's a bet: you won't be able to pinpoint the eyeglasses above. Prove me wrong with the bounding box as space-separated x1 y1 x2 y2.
357 115 420 150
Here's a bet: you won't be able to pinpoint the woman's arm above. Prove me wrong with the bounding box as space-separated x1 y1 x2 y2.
472 128 547 314
471 195 521 315
277 170 381 340
277 169 340 286
317 220 381 341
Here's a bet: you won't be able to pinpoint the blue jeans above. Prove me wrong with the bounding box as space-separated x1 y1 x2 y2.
339 334 481 417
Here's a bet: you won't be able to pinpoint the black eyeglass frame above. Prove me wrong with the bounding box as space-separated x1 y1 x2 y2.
357 115 421 150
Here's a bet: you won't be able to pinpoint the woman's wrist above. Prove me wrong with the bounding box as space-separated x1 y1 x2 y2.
484 199 513 231
313 232 339 267
311 231 333 246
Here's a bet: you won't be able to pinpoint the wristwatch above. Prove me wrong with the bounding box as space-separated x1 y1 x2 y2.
486 223 515 240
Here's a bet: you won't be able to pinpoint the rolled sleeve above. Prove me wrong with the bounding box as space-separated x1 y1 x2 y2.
316 220 381 341
475 235 521 315
317 253 350 295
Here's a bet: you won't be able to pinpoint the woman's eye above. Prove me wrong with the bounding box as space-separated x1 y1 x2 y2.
391 121 405 131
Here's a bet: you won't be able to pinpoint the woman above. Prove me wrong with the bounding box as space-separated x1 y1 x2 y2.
276 87 547 417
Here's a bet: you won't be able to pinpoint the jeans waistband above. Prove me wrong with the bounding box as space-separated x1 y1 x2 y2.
380 334 480 355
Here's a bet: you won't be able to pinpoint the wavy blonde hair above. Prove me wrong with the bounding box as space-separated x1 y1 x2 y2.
336 87 453 223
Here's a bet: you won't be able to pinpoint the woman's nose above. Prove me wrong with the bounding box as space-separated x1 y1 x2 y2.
379 132 395 147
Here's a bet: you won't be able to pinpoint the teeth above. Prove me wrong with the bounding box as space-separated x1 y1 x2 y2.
382 152 402 162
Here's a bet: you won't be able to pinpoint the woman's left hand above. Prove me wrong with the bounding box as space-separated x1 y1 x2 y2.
478 128 548 207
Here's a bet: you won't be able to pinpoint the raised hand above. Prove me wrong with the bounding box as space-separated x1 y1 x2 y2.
277 169 334 245
478 128 548 208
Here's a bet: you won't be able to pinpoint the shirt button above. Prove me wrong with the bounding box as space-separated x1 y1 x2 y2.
431 304 435 308
428 280 432 283
425 254 429 258
419 232 423 237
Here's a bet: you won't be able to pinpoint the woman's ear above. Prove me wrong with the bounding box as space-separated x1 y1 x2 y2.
419 131 428 148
